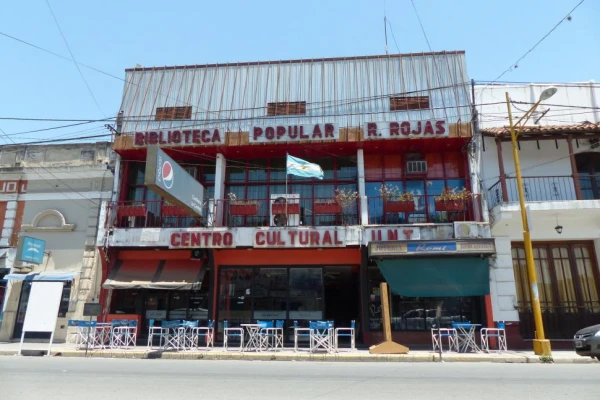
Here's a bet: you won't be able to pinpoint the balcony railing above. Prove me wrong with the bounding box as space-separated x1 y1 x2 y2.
486 175 600 210
367 194 483 224
109 197 360 229
109 194 484 229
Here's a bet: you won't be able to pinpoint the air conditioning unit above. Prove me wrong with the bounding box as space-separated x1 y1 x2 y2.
270 194 300 227
589 138 600 150
406 160 427 174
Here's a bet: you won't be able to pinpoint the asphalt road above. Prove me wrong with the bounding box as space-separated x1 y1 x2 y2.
0 357 597 400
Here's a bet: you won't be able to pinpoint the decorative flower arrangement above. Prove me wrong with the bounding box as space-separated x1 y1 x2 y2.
333 188 359 208
378 184 414 202
435 187 471 202
227 193 259 205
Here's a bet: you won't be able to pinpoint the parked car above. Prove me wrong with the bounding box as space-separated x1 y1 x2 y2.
573 324 600 360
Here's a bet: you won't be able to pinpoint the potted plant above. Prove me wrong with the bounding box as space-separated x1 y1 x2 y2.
161 200 191 217
314 189 359 215
379 184 416 213
434 187 471 212
228 193 259 216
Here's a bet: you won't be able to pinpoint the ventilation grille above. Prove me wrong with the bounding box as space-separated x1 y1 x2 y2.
406 160 427 174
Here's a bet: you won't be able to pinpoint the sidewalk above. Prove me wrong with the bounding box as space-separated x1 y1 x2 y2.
1 342 597 363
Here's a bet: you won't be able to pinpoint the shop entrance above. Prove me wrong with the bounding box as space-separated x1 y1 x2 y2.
217 266 360 331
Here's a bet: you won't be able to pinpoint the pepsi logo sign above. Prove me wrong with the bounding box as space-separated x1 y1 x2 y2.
162 161 174 189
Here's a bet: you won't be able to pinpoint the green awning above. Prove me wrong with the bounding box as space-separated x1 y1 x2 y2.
375 257 490 297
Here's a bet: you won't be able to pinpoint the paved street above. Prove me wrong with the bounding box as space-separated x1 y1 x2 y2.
0 357 597 400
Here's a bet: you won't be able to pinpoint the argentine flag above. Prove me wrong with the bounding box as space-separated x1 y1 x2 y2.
286 154 324 179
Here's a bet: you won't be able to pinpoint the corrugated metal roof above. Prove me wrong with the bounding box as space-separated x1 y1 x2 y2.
480 122 600 137
119 52 472 134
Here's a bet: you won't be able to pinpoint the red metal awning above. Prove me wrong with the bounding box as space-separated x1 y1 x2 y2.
103 259 204 290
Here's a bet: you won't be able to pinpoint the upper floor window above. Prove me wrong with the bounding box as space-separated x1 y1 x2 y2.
390 96 430 111
267 101 306 116
155 106 192 121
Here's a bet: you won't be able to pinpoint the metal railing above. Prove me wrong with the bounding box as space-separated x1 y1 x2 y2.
109 197 360 228
486 175 600 210
366 194 483 224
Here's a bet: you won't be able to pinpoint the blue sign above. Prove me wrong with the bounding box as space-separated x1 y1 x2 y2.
21 237 46 264
406 241 457 253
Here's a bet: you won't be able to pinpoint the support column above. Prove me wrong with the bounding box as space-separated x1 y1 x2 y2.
567 135 583 200
357 149 369 225
212 154 227 226
496 138 509 202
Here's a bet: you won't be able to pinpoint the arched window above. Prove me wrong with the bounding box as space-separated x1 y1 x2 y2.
575 153 600 200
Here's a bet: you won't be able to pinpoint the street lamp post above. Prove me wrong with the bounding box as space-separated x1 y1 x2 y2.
505 87 557 356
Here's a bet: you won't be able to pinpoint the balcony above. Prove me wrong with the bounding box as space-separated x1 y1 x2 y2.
367 194 483 225
486 175 600 210
109 198 360 229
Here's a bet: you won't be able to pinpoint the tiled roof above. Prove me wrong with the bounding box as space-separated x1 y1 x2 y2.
481 122 600 137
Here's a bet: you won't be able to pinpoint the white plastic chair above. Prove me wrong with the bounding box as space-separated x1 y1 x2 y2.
293 320 311 352
223 321 244 351
334 320 356 352
192 320 215 349
480 321 507 352
431 327 458 352
147 319 165 348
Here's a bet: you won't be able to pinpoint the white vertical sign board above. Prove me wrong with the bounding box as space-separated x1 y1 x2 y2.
19 281 64 356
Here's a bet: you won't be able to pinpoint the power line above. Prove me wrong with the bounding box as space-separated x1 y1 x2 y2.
410 0 433 52
45 0 106 117
0 117 115 122
480 0 586 95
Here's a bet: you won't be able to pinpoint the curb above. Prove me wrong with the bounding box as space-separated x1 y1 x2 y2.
1 349 598 364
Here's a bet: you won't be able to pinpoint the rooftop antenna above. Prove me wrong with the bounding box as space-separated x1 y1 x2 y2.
384 0 389 55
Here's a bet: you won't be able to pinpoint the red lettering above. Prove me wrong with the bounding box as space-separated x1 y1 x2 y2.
181 232 190 247
265 127 275 140
277 231 285 245
288 231 297 245
256 232 265 246
400 121 411 135
387 229 398 240
212 232 222 246
267 231 277 245
201 130 211 143
289 126 298 139
202 232 211 246
191 233 201 247
435 120 446 135
192 129 201 143
390 122 399 136
276 126 286 139
411 121 422 135
310 231 320 246
324 124 334 138
312 124 322 139
367 123 378 137
172 130 182 143
334 231 343 245
182 130 192 143
159 131 167 144
149 131 158 144
212 129 222 143
223 232 233 246
423 121 434 135
300 126 309 139
403 230 414 240
135 132 145 146
253 127 263 141
299 231 309 245
322 231 332 245
170 233 181 247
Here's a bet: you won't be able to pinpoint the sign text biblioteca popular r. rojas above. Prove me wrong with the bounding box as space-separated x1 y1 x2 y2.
133 119 448 146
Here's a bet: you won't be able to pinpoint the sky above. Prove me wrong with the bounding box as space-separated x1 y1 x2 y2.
0 0 598 145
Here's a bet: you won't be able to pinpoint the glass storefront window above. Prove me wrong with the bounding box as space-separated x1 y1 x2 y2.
253 268 287 319
367 264 481 331
289 268 324 321
218 268 253 322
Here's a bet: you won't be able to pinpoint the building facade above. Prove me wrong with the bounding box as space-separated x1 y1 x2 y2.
477 81 600 347
0 142 114 341
100 52 496 347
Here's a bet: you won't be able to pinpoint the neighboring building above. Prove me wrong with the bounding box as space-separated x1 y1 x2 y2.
101 51 495 347
0 142 114 341
477 81 600 347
